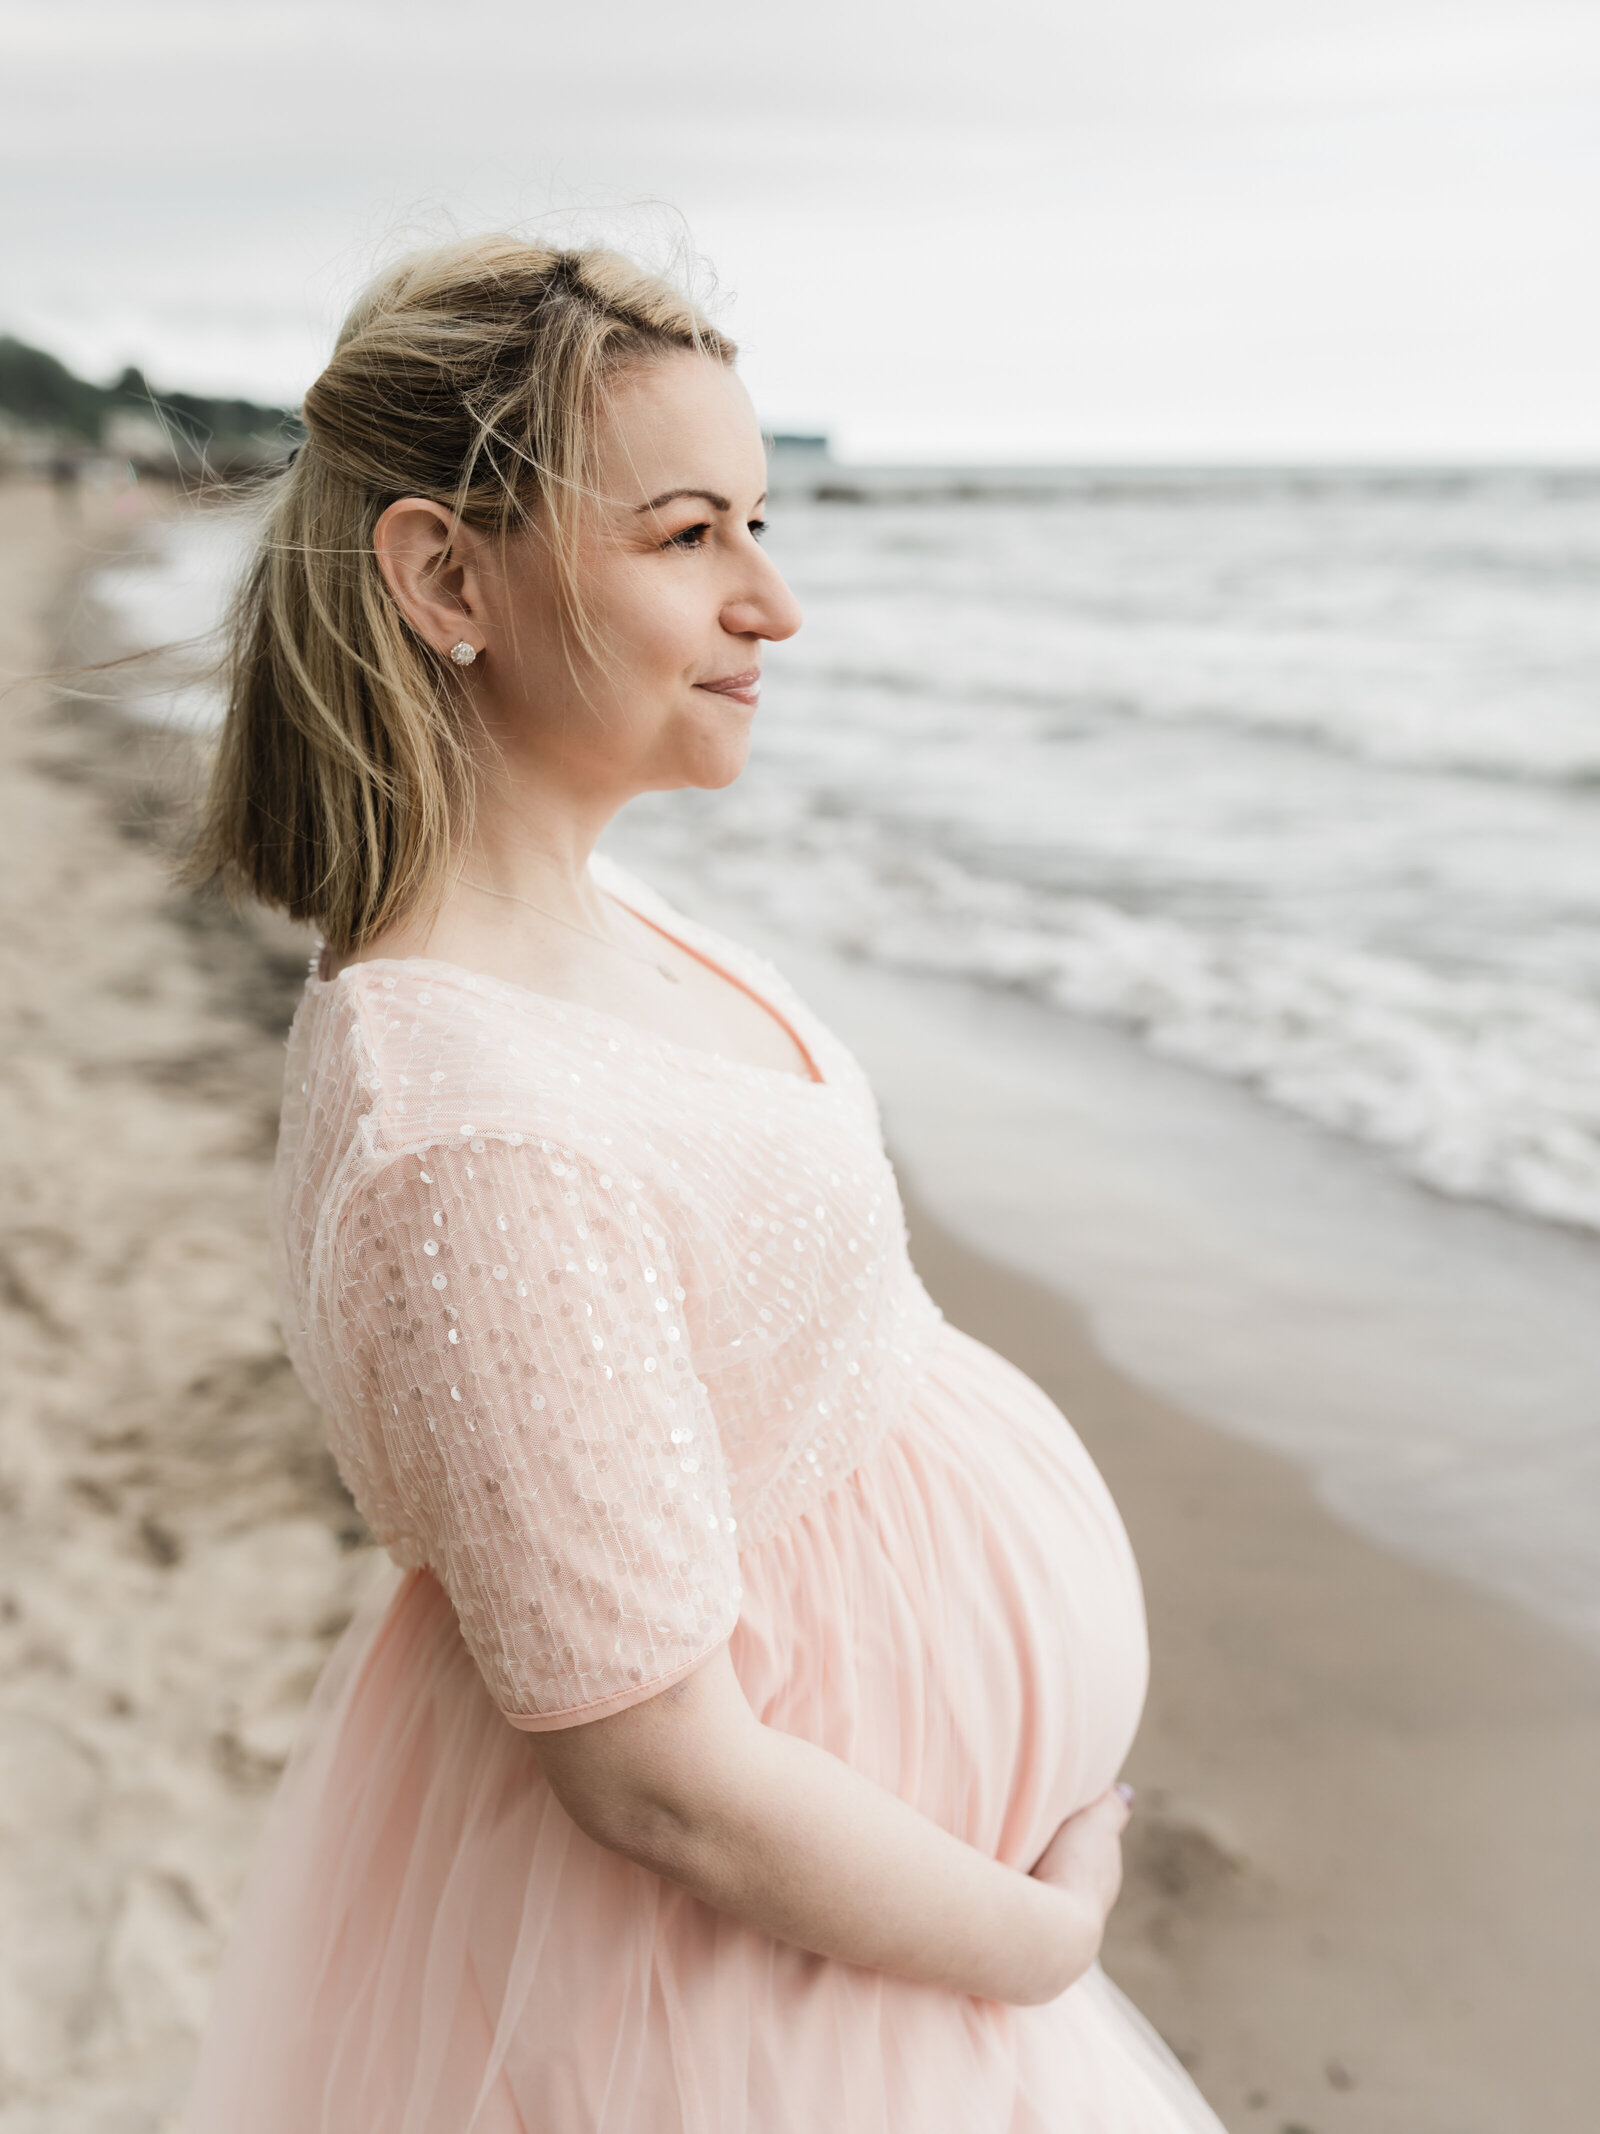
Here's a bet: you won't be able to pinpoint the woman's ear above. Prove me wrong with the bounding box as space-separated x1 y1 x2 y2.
373 497 489 660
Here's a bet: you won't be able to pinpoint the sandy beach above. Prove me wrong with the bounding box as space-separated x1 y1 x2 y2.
3 474 1598 2134
0 480 389 2134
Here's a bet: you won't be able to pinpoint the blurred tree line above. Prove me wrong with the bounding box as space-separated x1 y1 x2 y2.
0 336 297 467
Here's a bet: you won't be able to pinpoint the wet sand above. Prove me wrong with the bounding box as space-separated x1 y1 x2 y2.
3 476 1598 2133
908 1198 1600 2133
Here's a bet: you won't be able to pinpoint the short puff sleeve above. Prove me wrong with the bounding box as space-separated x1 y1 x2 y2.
333 1135 741 1728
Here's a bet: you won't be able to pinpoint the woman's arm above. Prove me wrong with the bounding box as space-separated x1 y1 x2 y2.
530 1645 1129 2006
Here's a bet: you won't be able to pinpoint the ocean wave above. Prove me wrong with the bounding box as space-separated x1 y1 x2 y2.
96 493 1600 1239
766 487 1600 782
775 659 1600 790
615 805 1600 1237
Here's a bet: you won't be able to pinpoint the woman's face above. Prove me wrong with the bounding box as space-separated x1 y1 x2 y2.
482 350 803 803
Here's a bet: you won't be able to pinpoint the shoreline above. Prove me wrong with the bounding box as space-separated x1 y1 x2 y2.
2 476 1597 2130
906 1183 1600 2130
602 892 1600 1660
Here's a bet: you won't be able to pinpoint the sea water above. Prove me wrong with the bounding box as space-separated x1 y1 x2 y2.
103 473 1600 1236
621 473 1600 1238
98 475 1600 1644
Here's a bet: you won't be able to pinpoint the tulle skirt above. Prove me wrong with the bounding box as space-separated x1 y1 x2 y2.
180 1325 1224 2131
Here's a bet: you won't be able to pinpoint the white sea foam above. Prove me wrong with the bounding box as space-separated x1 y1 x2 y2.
620 799 1600 1232
94 506 253 730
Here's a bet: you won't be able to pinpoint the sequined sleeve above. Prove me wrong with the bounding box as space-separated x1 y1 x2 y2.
332 1135 742 1729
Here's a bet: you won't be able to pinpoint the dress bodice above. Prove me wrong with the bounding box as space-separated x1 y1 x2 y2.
273 856 943 1728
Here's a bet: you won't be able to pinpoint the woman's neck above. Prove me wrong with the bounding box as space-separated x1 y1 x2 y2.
455 771 622 928
323 765 634 983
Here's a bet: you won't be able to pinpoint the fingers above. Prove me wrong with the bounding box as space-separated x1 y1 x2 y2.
1078 1784 1133 1835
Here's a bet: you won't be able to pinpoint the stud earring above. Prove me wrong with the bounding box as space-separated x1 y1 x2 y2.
449 640 479 667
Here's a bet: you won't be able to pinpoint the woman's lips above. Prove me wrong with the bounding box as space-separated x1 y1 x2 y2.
695 668 761 708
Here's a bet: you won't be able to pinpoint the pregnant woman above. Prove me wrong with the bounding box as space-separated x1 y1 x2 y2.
179 236 1224 2132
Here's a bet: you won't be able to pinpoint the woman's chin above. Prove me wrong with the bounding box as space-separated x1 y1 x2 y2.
632 706 755 795
671 733 755 793
697 748 752 792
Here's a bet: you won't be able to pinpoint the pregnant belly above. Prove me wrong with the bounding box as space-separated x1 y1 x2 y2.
731 1323 1150 1869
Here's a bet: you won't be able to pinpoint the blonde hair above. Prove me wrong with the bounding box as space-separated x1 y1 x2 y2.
184 235 736 952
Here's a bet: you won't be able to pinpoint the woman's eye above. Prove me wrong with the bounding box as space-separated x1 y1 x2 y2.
748 519 768 541
667 522 711 550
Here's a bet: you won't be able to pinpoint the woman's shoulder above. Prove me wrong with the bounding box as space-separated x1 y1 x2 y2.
285 851 854 1184
289 953 673 1181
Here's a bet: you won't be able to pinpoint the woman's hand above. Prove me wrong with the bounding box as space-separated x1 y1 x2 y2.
1027 1784 1134 1976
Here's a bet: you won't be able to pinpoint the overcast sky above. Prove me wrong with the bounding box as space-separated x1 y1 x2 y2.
2 0 1597 459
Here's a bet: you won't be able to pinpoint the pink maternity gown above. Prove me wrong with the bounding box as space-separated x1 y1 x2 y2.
180 854 1224 2133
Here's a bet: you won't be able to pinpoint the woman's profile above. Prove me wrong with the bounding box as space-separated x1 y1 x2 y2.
178 236 1225 2131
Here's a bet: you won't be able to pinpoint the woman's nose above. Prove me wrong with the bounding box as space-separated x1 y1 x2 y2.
725 556 803 643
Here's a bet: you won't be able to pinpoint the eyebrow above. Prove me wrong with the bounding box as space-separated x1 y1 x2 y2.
635 487 766 514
